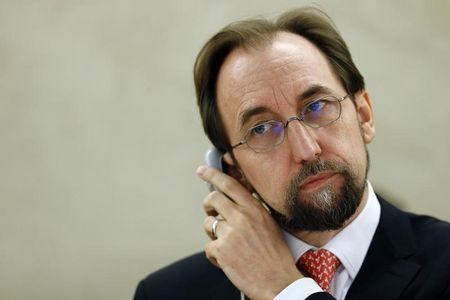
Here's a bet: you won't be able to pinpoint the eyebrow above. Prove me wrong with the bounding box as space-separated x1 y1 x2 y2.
238 84 336 130
238 106 270 131
298 84 335 101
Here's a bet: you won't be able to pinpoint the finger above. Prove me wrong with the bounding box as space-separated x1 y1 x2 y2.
203 216 218 240
204 240 221 268
203 215 228 240
203 190 238 219
197 165 254 207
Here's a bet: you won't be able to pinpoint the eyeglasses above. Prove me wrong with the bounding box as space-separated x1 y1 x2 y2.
231 94 350 153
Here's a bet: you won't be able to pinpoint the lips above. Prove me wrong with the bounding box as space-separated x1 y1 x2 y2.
300 172 337 191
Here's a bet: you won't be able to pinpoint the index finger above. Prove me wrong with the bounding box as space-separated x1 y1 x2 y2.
196 165 254 207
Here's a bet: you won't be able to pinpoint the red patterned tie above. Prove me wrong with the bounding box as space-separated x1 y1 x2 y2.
297 249 341 292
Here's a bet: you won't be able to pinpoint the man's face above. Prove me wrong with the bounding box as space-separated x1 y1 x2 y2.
216 32 375 231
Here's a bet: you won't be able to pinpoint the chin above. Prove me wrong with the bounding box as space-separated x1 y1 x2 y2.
273 162 366 231
298 174 345 205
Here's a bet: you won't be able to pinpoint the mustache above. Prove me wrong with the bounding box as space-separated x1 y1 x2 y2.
291 159 350 188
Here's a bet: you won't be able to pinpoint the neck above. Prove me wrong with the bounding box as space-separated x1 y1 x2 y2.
289 185 369 248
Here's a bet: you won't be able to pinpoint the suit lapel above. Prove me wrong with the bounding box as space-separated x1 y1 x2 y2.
346 197 420 300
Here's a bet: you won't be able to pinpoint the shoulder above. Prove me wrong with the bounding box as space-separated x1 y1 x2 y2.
134 252 236 300
366 197 450 297
379 196 450 245
381 196 450 259
407 211 450 254
409 211 450 235
402 210 450 294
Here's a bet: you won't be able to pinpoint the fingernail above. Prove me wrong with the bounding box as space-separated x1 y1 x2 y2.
196 165 207 176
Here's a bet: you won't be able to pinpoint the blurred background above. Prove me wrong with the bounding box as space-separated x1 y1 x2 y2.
1 0 449 299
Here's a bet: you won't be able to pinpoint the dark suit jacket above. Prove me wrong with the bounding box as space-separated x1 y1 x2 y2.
134 198 450 299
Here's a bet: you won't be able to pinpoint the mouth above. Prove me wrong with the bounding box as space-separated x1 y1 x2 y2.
300 172 337 192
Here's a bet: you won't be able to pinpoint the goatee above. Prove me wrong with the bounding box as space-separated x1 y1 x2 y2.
270 158 367 231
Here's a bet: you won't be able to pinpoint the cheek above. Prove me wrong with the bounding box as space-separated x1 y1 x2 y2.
238 151 292 210
322 118 367 178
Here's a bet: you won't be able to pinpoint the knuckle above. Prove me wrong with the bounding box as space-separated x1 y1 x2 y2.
202 199 209 209
202 196 209 207
204 190 220 205
203 216 211 228
204 166 214 178
207 168 219 183
211 190 222 199
204 243 212 255
222 179 234 192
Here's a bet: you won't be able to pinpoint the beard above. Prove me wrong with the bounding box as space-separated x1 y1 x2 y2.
270 151 369 232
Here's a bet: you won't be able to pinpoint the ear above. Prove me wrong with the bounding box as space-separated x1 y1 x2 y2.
222 151 234 166
223 152 255 192
355 90 376 144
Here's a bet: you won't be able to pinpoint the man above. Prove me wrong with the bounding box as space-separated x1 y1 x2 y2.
134 7 450 300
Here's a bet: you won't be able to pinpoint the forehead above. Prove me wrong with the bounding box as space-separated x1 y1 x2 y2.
216 31 343 131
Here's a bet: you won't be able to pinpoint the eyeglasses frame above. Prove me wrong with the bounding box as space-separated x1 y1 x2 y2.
231 94 350 153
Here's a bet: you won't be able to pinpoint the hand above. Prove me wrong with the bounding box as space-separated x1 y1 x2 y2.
197 165 303 300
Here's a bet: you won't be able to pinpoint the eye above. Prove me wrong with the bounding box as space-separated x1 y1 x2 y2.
251 122 272 135
305 99 326 113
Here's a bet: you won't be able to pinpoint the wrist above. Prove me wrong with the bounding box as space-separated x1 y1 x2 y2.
266 268 304 299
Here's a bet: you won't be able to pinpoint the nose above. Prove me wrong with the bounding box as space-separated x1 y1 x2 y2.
285 118 322 163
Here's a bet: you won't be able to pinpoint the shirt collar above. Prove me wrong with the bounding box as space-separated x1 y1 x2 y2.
283 181 381 279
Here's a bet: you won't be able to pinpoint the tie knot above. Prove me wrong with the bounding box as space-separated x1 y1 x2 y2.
297 249 341 292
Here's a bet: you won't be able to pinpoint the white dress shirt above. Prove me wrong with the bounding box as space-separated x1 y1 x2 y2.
274 181 381 300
